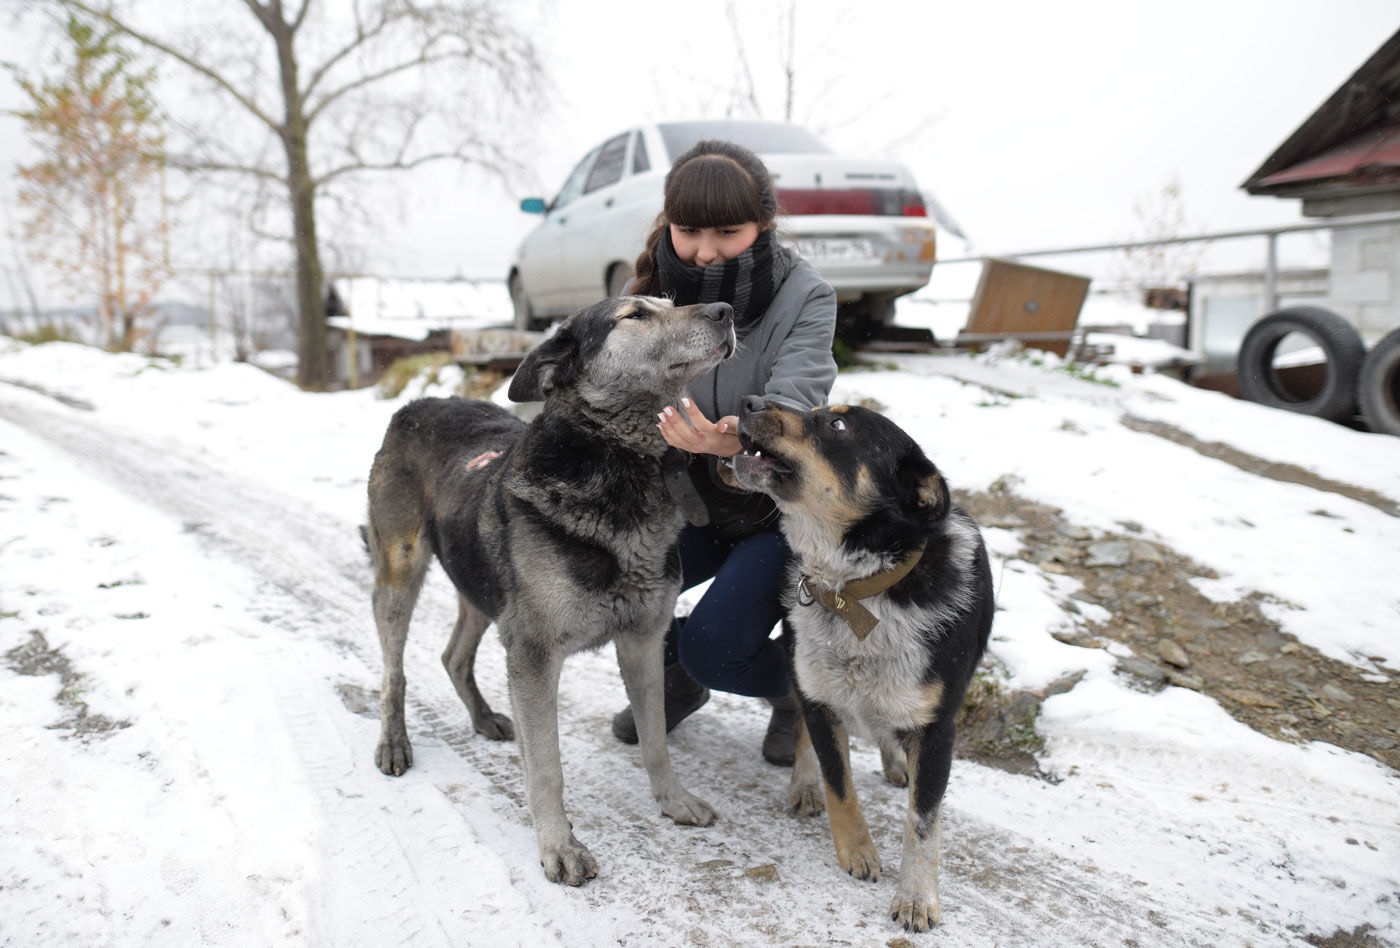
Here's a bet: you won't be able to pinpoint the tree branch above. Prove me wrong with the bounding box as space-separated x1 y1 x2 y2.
289 0 313 33
167 155 286 184
56 0 284 135
306 46 461 128
299 5 396 107
314 149 473 187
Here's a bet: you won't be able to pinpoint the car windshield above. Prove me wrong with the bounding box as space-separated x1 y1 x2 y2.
657 121 831 160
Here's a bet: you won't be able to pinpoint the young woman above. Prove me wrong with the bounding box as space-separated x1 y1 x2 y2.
610 138 838 765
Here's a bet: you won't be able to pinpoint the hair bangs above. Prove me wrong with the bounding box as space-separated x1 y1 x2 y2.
664 155 767 228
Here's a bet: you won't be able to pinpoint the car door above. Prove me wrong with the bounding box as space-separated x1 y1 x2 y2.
555 132 631 309
516 144 599 314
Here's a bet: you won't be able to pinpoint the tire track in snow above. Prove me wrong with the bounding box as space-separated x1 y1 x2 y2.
0 394 562 948
0 390 1323 947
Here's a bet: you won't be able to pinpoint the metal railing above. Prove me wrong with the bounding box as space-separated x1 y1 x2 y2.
935 210 1400 314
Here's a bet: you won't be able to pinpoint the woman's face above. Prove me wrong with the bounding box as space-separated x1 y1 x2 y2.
670 222 760 267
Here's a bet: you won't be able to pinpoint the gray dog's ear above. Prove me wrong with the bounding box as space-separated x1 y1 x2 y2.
662 448 710 527
509 327 580 402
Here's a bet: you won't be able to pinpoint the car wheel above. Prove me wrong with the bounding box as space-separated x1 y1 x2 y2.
509 273 545 332
1358 327 1400 437
606 263 635 298
1235 306 1365 422
835 295 897 345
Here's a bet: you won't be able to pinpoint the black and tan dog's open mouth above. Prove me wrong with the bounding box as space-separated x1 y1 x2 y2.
724 434 794 477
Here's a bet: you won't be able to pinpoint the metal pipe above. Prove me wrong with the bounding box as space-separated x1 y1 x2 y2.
1264 233 1279 314
935 210 1400 265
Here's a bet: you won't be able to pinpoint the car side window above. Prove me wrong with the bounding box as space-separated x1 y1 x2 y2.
631 132 649 174
583 134 628 194
552 146 599 211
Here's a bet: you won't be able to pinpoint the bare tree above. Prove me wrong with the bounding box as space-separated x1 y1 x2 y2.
722 0 816 125
48 0 543 389
1113 176 1207 303
712 0 935 156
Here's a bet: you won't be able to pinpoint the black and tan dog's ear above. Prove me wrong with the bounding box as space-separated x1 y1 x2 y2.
509 326 580 402
916 469 949 520
898 451 949 522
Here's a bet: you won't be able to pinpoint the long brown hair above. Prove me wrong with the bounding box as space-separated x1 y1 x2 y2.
630 139 779 296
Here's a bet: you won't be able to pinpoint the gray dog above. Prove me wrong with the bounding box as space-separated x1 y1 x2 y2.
366 295 734 884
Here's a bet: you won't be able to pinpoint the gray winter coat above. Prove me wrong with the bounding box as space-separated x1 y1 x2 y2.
676 249 837 536
684 250 838 421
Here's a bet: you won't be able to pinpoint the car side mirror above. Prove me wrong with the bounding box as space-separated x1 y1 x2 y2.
519 197 547 214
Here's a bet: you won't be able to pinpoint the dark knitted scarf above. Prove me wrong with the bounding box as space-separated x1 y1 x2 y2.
656 227 789 328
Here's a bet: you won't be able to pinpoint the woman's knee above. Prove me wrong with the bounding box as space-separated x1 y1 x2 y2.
675 614 789 697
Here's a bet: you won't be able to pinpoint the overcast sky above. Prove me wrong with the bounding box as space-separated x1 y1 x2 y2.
2 0 1398 307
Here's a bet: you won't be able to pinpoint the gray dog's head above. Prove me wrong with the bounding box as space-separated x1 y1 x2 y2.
508 296 736 410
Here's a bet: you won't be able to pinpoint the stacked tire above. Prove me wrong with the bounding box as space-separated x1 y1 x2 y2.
1236 307 1400 435
1359 327 1400 437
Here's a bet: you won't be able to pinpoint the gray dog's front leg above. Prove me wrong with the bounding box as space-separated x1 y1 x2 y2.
504 637 597 886
614 629 717 828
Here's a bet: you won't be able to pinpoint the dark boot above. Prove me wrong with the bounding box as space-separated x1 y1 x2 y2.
611 661 710 744
762 690 801 766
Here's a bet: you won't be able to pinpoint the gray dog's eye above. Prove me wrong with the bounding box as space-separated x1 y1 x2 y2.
830 418 847 431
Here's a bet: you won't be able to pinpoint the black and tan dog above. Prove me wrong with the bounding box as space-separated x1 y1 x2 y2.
724 396 994 932
366 296 734 885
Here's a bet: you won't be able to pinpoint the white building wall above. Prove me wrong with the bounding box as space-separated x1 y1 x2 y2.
1329 223 1400 342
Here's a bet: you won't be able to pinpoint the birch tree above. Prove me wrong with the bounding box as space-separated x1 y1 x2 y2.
9 14 170 351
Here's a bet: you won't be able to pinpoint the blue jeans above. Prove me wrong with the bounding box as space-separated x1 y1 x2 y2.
668 524 791 701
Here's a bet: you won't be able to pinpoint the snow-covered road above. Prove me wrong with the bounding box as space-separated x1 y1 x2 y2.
2 339 1397 946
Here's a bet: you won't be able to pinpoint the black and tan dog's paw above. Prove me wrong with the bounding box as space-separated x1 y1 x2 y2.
836 840 881 883
879 739 909 787
788 779 825 816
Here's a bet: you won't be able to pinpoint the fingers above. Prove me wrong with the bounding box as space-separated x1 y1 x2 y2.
658 401 707 451
677 397 709 427
658 399 741 456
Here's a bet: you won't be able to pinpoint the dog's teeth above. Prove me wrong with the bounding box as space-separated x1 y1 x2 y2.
754 450 762 457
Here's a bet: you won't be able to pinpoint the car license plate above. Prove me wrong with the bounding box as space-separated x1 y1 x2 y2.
796 237 877 262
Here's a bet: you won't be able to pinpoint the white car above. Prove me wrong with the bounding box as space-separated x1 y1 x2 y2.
508 120 937 333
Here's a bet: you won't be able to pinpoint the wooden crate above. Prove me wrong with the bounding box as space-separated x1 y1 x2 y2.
959 258 1092 357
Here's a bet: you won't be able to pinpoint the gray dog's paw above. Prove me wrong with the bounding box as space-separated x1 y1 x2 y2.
661 791 717 827
891 894 941 932
474 711 514 741
375 736 413 776
541 841 598 886
788 780 825 816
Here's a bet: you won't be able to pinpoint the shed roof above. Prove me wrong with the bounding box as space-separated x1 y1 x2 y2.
328 277 511 341
1243 29 1400 196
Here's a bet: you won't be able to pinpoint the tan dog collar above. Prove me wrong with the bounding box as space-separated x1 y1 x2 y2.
798 545 926 640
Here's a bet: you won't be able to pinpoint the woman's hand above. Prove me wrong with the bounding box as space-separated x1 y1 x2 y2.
658 398 742 457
